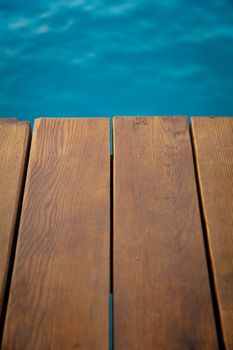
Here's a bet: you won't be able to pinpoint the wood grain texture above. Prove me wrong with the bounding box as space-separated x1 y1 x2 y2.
191 117 233 350
2 118 110 350
0 119 30 319
113 116 218 350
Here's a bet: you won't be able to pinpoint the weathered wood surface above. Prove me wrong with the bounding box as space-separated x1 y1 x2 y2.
2 118 110 350
113 116 218 350
191 117 233 350
0 119 30 319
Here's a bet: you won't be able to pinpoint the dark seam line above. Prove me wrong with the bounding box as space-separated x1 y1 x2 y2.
0 126 32 346
110 117 114 350
110 153 114 350
110 154 113 294
189 123 225 350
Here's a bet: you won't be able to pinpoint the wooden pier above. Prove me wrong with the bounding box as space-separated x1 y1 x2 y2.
0 116 232 349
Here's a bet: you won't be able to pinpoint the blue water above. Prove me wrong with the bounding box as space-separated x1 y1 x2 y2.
0 0 233 123
1 2 233 349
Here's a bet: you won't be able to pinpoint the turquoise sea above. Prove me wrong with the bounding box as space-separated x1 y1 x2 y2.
0 0 233 123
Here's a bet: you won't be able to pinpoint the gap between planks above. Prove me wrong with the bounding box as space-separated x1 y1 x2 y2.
0 121 31 345
189 123 226 350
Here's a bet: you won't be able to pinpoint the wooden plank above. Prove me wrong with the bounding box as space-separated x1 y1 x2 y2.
113 116 218 350
191 117 233 350
0 119 30 318
2 118 110 349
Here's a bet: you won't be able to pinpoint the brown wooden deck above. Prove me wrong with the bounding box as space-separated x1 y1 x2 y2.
0 116 232 349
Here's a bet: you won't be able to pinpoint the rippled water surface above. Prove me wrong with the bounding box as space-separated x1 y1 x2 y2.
0 0 233 121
